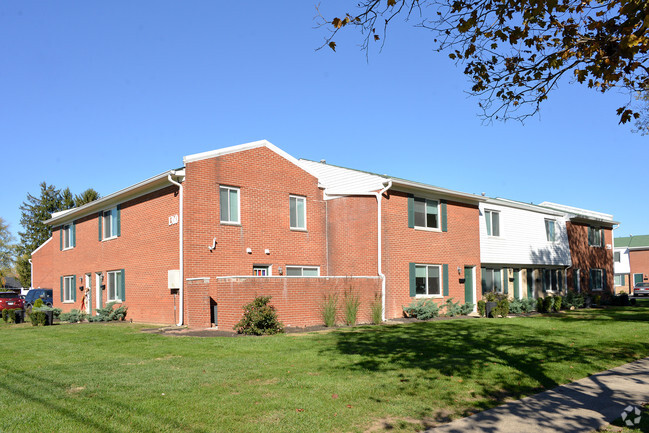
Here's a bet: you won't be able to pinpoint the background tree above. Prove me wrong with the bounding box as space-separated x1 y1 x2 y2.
74 188 101 207
0 217 15 287
16 182 100 287
320 0 649 128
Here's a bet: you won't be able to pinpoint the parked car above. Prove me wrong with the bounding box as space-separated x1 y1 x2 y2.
0 292 25 310
633 282 649 297
24 289 53 311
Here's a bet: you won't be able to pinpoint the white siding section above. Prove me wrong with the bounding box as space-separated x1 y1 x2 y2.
480 200 571 266
613 247 630 274
298 159 388 196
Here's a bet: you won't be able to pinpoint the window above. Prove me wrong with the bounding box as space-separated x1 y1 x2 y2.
414 198 439 229
63 275 75 303
614 252 621 262
485 210 500 237
482 268 504 293
545 219 556 242
614 274 625 286
590 269 603 291
62 224 75 249
100 207 120 240
286 266 319 277
588 226 602 247
107 270 124 302
542 269 563 292
289 195 306 230
415 264 441 296
220 186 240 224
574 269 581 293
253 265 271 276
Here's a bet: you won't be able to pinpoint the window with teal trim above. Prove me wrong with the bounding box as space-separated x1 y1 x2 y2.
415 264 441 296
414 198 439 229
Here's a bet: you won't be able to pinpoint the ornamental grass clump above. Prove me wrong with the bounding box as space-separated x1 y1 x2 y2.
234 296 284 335
343 289 361 326
321 293 338 327
370 293 383 325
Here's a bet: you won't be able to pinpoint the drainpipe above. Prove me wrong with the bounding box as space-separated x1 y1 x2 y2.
374 181 392 322
28 259 33 289
167 171 184 326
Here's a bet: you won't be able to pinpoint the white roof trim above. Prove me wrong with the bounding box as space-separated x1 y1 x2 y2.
45 169 184 225
390 179 485 203
538 201 614 222
485 198 565 216
31 237 52 256
183 140 300 166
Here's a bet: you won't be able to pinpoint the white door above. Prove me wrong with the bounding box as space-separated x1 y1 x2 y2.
85 274 92 315
95 273 102 310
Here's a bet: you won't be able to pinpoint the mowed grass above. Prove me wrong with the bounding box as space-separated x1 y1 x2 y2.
3 306 649 433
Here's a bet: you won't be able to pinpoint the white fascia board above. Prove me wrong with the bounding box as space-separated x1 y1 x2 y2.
45 169 183 226
538 201 616 222
486 198 565 216
390 179 485 204
30 237 52 256
183 140 300 167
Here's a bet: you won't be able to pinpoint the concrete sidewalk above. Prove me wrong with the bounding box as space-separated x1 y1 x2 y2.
427 357 649 433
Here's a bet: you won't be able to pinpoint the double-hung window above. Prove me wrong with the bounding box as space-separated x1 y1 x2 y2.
289 195 306 230
542 269 563 292
590 268 603 290
485 210 500 237
614 252 621 262
415 264 441 296
107 270 124 302
545 219 556 242
62 224 75 249
100 207 120 240
414 198 439 229
286 266 319 277
482 268 503 293
63 275 75 302
614 274 625 286
588 226 602 247
220 186 240 224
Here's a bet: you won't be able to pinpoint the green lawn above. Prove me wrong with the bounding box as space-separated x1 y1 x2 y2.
3 306 649 433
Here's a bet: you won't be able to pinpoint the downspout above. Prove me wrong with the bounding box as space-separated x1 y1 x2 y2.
28 259 33 289
374 181 392 322
168 172 184 326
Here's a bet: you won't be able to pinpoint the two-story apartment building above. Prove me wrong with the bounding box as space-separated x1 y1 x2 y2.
614 235 649 293
479 198 571 300
31 140 617 329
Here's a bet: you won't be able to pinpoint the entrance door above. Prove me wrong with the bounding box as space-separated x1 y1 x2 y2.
464 266 475 307
513 269 520 299
95 273 103 310
634 273 644 286
85 274 92 315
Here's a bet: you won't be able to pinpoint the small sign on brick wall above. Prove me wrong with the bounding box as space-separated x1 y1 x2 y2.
168 214 179 226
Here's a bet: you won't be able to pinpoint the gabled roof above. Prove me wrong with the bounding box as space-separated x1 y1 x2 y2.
538 201 618 226
615 235 649 249
183 140 300 166
298 159 485 203
45 169 184 226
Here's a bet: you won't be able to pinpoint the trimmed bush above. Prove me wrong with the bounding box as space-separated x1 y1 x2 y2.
234 296 284 335
60 309 87 323
403 299 440 320
564 291 585 309
2 308 21 323
553 295 562 312
536 297 544 313
477 300 486 318
321 294 338 327
491 298 510 318
89 302 128 322
343 289 361 326
458 302 474 316
543 296 554 313
444 298 463 317
370 293 383 325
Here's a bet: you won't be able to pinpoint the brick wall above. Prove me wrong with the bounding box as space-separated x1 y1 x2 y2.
566 222 614 294
630 250 649 285
32 185 180 324
196 276 381 330
381 190 482 319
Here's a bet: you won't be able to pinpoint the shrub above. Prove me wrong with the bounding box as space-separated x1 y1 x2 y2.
553 295 562 312
564 291 585 309
594 294 601 306
33 298 44 309
536 297 545 313
520 298 537 313
1 309 7 323
342 289 361 326
2 308 21 323
403 299 440 320
234 296 284 335
612 293 630 306
321 294 338 327
509 298 523 314
29 308 50 326
444 298 463 317
543 296 554 313
491 298 510 317
60 309 87 323
459 302 474 315
90 302 128 322
477 300 486 318
370 293 383 325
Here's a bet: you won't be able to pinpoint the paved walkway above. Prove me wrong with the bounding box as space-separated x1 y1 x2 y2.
427 357 649 433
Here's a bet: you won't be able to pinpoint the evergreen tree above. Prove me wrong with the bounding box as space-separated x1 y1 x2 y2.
61 187 75 210
0 217 15 287
74 188 101 207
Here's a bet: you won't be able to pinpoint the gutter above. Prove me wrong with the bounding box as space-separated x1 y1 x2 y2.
167 172 184 326
28 259 33 289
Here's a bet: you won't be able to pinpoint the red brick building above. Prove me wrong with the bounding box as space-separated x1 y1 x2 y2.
614 235 649 293
31 141 616 328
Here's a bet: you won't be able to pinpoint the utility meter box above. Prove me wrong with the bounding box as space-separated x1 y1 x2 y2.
168 270 180 289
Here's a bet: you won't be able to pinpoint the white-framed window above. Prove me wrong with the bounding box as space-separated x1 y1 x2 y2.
63 275 75 303
485 210 500 237
102 208 118 240
220 186 240 224
253 265 271 276
62 224 74 249
107 270 124 302
588 226 602 247
289 195 306 230
482 268 503 293
415 264 442 296
590 268 603 291
542 269 563 292
414 198 439 230
614 274 624 286
286 266 319 277
545 219 556 242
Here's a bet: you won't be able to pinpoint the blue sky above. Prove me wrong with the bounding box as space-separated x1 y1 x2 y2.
1 1 646 245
